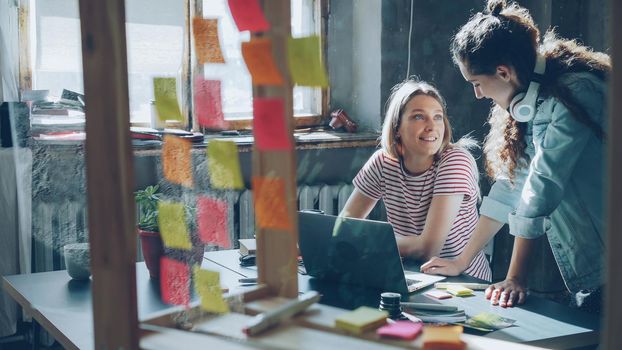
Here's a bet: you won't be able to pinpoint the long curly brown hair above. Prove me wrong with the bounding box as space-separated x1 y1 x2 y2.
451 0 610 182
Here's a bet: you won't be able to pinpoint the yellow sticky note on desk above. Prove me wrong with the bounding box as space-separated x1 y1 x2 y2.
158 201 192 250
207 140 244 190
335 306 388 334
193 267 229 314
287 36 329 87
153 77 183 122
422 325 465 350
446 285 474 297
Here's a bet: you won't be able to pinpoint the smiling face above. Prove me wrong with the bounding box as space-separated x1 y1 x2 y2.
458 60 519 110
397 94 445 161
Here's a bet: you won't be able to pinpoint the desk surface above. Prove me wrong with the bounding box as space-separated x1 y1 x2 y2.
205 250 600 349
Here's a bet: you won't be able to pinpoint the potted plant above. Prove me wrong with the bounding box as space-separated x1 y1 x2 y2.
136 185 163 278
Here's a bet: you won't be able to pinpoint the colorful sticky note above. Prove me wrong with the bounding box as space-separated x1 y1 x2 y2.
162 135 194 188
227 0 270 32
252 176 292 230
153 77 183 122
335 307 388 334
377 321 423 340
422 325 464 349
193 267 229 314
207 140 244 189
160 257 190 305
158 201 193 250
252 98 292 151
241 38 284 86
192 17 225 64
194 77 227 129
287 36 329 87
196 195 231 248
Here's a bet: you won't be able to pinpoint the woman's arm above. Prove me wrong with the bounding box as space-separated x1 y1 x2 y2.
397 194 464 261
339 188 378 219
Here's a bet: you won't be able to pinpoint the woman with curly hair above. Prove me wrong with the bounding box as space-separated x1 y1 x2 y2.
422 0 609 312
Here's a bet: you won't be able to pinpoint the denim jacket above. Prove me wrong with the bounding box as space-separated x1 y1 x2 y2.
479 72 607 293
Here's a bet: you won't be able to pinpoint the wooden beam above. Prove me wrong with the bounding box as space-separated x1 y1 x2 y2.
77 1 138 349
253 0 299 298
17 0 31 95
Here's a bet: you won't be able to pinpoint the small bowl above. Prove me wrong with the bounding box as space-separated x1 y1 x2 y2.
64 243 91 280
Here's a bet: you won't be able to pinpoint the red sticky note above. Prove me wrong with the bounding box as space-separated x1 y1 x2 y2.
253 98 292 151
160 257 190 306
377 321 423 340
197 195 231 248
227 0 270 32
194 77 227 129
252 176 292 230
241 38 284 86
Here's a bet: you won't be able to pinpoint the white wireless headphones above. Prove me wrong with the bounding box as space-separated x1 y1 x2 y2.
508 54 546 122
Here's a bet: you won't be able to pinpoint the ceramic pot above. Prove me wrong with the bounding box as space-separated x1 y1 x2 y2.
138 229 164 278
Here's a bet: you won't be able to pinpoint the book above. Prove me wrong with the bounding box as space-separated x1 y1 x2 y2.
238 239 257 256
335 306 388 334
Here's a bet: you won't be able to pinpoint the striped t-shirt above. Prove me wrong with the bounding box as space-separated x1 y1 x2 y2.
353 147 491 281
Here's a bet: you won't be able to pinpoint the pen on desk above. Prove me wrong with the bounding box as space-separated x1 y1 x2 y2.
400 302 459 312
243 291 321 336
238 277 257 285
434 282 490 291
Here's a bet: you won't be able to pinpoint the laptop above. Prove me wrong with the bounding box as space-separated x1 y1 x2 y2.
298 211 445 295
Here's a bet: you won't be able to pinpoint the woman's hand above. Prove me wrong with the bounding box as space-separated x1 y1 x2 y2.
420 256 467 276
485 278 528 307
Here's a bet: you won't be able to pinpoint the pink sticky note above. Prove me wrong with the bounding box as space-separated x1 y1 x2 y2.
376 321 423 340
196 196 231 248
160 257 190 306
227 0 270 32
253 98 292 151
194 77 227 129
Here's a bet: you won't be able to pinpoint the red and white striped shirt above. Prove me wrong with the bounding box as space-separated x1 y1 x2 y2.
353 147 491 281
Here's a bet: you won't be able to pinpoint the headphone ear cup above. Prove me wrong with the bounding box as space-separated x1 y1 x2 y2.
509 91 536 122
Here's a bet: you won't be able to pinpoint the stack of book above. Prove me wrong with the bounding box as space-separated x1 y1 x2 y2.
238 239 256 257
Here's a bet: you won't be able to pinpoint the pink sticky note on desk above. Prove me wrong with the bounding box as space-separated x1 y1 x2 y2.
227 0 270 32
253 98 292 151
377 321 423 340
196 195 231 248
160 257 190 306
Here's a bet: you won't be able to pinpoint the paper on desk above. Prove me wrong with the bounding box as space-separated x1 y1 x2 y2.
197 195 231 248
252 176 292 230
241 38 284 86
192 17 225 64
161 257 190 305
287 36 329 87
463 312 516 332
207 140 244 190
194 77 226 129
153 77 183 122
162 135 194 188
158 201 192 250
193 267 229 314
227 0 270 32
253 98 292 151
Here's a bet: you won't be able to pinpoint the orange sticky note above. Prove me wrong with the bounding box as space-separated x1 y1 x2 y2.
158 201 193 250
241 38 284 86
153 77 183 122
193 17 225 64
207 140 244 190
193 267 229 314
227 0 270 32
287 36 329 87
252 176 292 230
161 257 190 305
194 77 226 129
197 195 231 248
162 135 193 188
253 98 292 151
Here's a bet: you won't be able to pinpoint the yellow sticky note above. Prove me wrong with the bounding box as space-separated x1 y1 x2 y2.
252 176 292 230
206 140 244 189
193 267 229 314
162 135 193 188
287 36 329 87
446 285 474 297
193 17 225 64
158 201 192 250
422 325 464 349
241 38 284 86
154 77 183 122
335 307 388 334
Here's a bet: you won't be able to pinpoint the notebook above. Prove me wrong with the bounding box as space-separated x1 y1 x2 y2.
298 211 445 294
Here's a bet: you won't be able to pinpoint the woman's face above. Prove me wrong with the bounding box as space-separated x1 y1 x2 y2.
458 61 518 110
397 94 445 160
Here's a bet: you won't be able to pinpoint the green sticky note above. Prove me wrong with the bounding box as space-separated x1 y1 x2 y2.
154 77 183 122
158 201 192 250
207 140 244 190
287 36 329 87
193 267 229 314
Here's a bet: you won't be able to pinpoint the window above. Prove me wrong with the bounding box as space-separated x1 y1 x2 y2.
28 0 325 128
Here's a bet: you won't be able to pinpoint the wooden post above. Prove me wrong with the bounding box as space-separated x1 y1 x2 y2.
77 1 138 349
17 0 31 95
253 0 299 298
